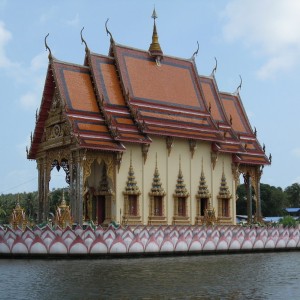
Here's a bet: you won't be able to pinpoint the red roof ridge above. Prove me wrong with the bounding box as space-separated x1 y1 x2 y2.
114 43 199 64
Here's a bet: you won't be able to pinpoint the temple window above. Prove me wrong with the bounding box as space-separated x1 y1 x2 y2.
153 196 163 216
195 159 212 225
221 199 230 217
128 194 138 216
123 152 141 225
148 153 167 225
173 156 190 225
178 197 186 216
217 165 232 220
200 198 208 216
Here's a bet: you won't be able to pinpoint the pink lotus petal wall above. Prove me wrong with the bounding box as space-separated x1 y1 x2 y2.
0 225 299 257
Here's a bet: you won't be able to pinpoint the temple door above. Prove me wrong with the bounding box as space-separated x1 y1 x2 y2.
97 196 106 224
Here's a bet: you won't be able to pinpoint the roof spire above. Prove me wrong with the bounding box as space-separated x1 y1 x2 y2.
149 7 163 65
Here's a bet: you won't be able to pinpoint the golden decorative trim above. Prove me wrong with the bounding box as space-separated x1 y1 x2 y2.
189 139 197 158
211 152 218 170
166 136 174 157
141 143 150 164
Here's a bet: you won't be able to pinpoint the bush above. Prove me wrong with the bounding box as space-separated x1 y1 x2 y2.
279 215 298 227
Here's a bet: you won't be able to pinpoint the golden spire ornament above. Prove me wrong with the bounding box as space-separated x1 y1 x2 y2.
148 7 163 65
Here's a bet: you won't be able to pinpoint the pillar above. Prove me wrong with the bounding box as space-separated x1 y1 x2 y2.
73 151 83 225
37 159 44 223
255 167 262 222
244 173 252 224
69 154 76 223
43 161 50 222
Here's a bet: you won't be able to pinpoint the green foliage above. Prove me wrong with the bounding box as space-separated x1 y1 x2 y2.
284 183 300 207
278 215 298 227
48 188 70 214
0 192 39 224
236 183 286 217
260 184 286 216
0 188 69 225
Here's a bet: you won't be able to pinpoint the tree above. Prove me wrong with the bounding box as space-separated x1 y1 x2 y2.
236 183 286 217
284 183 300 207
260 184 286 216
236 184 255 215
0 206 6 222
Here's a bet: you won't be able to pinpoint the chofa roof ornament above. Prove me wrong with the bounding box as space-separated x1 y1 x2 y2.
148 7 163 66
44 33 52 60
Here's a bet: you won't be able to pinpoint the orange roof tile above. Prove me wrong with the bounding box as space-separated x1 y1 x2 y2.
88 53 149 144
220 93 251 134
114 45 207 111
29 38 270 166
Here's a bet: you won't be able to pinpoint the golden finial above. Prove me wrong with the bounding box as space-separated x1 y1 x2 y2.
149 7 163 65
130 150 132 167
179 154 182 171
152 7 158 19
60 189 67 207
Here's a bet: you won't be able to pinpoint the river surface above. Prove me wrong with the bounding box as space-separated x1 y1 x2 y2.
0 252 299 299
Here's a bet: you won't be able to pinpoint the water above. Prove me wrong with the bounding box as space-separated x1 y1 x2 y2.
0 252 299 299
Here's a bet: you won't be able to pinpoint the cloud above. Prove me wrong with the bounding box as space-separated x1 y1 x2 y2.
30 51 48 72
222 0 300 79
20 92 39 109
19 51 48 110
65 13 80 27
291 148 300 158
39 6 57 23
0 20 12 68
17 135 31 159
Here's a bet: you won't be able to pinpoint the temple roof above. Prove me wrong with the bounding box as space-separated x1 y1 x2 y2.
28 17 270 166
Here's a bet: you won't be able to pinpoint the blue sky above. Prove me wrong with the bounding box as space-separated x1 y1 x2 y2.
0 0 299 193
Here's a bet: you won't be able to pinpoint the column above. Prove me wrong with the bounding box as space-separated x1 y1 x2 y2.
255 167 262 222
69 154 76 223
43 159 50 222
73 151 83 225
37 159 43 223
244 173 252 224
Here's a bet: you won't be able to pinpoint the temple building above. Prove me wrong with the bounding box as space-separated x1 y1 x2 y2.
27 10 270 226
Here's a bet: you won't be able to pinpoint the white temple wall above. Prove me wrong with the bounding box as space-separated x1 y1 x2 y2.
115 137 236 225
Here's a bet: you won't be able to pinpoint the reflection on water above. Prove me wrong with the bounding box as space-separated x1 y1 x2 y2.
0 252 299 299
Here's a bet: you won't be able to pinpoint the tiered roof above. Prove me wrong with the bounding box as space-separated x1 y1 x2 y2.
28 12 270 167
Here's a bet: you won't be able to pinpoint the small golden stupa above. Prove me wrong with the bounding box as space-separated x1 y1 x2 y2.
11 196 27 230
54 190 73 229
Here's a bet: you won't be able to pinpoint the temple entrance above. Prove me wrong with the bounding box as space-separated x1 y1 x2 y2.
96 195 106 224
84 159 113 225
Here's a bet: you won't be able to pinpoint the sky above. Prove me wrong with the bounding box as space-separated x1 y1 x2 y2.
0 0 300 194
